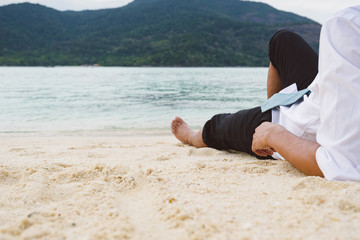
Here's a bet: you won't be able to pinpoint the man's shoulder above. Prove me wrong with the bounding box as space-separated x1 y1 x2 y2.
327 5 360 24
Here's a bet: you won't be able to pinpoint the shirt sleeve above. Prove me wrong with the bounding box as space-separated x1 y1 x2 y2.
315 6 360 181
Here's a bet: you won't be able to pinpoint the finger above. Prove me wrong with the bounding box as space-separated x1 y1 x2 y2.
255 150 268 156
255 149 274 156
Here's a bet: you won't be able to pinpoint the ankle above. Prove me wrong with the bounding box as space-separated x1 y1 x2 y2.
186 131 196 146
189 130 206 148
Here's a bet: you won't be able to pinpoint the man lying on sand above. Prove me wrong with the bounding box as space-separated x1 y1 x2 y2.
172 5 360 182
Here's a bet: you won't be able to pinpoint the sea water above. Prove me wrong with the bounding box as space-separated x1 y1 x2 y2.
0 67 267 134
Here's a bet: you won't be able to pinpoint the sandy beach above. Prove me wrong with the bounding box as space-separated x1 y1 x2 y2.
0 132 359 239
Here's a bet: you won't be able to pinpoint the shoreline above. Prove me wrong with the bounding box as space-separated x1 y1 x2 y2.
0 128 176 138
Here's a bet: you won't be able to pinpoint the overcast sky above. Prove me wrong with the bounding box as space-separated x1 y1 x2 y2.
0 0 359 24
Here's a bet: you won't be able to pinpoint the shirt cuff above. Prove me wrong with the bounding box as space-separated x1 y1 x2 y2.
316 146 360 181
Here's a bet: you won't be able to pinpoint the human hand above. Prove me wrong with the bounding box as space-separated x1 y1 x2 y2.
252 122 280 156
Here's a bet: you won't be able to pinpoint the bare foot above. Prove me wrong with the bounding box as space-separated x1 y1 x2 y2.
171 117 206 148
171 117 193 144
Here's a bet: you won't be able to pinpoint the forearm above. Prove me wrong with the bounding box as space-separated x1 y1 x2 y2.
253 122 324 177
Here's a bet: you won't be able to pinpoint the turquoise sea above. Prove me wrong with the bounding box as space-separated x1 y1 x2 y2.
0 67 268 134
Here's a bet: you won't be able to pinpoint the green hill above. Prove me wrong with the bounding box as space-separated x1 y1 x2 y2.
0 0 321 66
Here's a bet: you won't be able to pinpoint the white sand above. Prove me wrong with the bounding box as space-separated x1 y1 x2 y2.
0 133 359 239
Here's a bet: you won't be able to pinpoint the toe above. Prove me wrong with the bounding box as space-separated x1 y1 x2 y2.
171 119 179 131
175 116 185 124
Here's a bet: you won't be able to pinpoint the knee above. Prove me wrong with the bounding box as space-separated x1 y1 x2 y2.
269 29 298 47
268 29 300 66
269 30 293 53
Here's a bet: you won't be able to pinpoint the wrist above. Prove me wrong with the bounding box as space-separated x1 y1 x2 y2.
264 123 285 147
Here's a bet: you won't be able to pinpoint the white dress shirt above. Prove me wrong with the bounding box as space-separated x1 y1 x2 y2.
271 5 360 181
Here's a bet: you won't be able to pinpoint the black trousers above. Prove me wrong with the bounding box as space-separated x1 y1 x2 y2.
202 30 318 158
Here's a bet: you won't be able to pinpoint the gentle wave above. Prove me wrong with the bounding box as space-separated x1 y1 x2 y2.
0 67 267 133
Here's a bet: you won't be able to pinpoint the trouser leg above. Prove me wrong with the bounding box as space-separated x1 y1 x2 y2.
268 30 318 90
202 107 271 157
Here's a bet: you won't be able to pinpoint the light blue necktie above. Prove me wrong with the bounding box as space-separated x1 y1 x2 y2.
261 88 310 112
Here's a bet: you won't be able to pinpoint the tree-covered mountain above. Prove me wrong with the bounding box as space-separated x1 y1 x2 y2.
0 0 321 66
